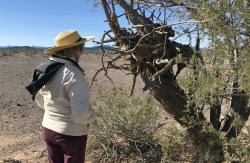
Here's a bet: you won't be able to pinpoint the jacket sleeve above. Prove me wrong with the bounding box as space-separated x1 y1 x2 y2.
63 67 96 125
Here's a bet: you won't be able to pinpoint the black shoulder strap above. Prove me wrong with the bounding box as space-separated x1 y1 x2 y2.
25 61 64 101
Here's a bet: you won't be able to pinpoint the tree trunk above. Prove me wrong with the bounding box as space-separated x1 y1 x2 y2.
99 0 250 151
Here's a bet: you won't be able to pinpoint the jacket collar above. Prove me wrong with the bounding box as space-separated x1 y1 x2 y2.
50 55 85 75
50 56 75 64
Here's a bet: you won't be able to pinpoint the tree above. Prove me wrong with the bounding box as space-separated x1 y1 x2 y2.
91 0 250 161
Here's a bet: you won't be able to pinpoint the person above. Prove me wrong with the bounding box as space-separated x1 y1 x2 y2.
26 30 96 163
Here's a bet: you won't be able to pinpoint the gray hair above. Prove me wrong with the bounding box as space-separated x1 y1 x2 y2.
54 44 84 59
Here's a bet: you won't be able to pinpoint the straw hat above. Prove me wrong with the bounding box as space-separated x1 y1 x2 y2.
44 30 94 54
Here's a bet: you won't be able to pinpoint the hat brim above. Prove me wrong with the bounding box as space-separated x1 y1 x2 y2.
44 36 95 54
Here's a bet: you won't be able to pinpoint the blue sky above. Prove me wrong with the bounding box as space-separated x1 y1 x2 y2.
0 0 109 47
0 0 209 48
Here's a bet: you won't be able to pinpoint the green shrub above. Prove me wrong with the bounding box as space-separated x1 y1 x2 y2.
159 127 195 162
87 88 250 162
0 50 12 56
87 88 164 162
224 127 250 162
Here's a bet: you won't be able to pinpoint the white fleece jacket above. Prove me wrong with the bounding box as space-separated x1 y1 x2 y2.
35 56 96 136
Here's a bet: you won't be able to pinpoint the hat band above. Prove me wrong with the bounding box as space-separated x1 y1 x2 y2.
56 37 82 47
76 37 82 43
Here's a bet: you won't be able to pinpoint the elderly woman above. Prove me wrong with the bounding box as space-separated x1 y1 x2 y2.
26 30 96 163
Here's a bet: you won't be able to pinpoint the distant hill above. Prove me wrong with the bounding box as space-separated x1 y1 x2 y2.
85 45 117 50
0 45 119 55
0 46 46 51
0 45 117 51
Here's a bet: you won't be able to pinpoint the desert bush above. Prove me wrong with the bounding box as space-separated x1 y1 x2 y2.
159 124 223 162
0 50 12 56
158 126 194 162
224 127 250 162
159 124 250 162
86 87 250 162
87 88 164 162
0 49 44 56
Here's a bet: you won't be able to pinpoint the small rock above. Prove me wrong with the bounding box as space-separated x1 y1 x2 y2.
17 103 22 106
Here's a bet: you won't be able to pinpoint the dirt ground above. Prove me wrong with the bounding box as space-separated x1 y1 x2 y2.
0 52 146 162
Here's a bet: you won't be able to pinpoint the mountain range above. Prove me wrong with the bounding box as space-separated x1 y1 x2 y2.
0 45 116 51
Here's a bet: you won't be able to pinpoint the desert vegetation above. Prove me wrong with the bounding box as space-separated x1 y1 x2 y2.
85 88 250 162
88 0 250 162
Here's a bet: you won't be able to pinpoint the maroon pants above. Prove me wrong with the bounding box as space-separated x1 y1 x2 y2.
43 128 87 163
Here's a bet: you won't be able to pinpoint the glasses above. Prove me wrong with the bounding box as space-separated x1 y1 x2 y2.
79 46 83 51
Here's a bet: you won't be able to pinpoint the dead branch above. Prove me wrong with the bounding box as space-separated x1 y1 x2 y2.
130 73 137 96
116 0 153 26
90 67 105 89
153 58 176 78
